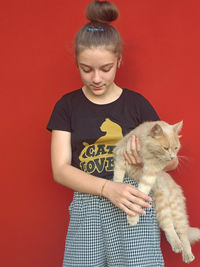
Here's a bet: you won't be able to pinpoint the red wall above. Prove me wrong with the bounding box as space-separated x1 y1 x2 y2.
1 0 200 266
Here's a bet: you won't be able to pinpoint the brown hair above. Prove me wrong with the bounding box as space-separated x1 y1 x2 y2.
75 0 122 58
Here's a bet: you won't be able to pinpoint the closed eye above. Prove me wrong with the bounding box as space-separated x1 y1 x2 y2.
79 63 114 73
81 68 92 73
163 146 169 151
101 66 113 72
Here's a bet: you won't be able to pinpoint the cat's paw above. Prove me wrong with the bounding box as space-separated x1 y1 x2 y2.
166 234 183 253
171 239 183 253
127 214 140 226
182 252 195 263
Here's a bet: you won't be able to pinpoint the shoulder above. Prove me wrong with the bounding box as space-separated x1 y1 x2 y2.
123 88 145 98
54 88 82 108
123 88 160 122
122 88 151 104
58 88 82 102
46 89 82 132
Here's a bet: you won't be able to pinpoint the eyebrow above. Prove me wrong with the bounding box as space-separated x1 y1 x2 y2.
79 63 114 68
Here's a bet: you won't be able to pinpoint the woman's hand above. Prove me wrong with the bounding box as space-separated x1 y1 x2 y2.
102 180 152 217
164 158 179 171
123 135 142 165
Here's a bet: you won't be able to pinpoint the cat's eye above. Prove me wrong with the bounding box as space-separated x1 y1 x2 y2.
175 147 178 150
163 146 169 151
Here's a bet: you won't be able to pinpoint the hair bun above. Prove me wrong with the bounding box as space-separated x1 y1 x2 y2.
86 0 119 24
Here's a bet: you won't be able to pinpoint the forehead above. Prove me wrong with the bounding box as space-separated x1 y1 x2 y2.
77 47 118 66
161 131 180 146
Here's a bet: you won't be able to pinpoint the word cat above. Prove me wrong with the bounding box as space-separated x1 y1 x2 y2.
113 120 200 263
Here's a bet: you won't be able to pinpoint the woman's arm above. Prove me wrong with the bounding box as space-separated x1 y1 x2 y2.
51 130 105 195
50 130 152 216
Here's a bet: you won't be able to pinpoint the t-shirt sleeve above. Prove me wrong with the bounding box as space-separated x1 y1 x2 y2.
46 96 71 132
136 93 160 123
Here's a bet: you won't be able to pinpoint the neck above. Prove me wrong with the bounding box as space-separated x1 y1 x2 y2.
82 83 122 105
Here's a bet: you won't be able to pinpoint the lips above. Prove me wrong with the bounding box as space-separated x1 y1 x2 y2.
92 85 104 90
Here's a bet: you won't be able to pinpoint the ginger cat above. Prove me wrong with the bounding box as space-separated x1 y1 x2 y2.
113 120 200 263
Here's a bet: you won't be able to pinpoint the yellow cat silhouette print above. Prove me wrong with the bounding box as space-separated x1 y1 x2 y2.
79 118 123 174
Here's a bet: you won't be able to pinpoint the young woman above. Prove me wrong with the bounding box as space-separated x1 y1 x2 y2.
46 1 177 266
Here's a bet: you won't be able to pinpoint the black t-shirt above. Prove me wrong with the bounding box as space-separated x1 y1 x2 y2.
46 88 159 180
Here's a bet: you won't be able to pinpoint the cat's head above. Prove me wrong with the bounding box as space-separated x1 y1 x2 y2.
146 121 183 162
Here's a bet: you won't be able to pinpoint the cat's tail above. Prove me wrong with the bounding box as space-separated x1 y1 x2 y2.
188 227 200 244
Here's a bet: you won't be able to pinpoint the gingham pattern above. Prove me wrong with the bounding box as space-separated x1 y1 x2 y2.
63 177 164 267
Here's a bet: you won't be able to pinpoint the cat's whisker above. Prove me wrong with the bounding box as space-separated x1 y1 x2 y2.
177 158 184 166
175 156 187 171
177 155 192 170
178 155 189 161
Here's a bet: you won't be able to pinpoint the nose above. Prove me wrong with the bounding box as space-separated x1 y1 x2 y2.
92 70 102 84
170 154 176 160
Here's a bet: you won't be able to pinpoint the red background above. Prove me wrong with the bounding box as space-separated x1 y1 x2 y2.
1 0 200 266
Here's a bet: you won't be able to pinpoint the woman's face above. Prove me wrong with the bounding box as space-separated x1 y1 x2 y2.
77 47 121 97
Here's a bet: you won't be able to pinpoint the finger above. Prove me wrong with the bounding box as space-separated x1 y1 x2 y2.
130 135 136 149
123 200 146 215
128 153 138 165
123 151 136 164
128 194 151 209
135 137 142 164
130 135 136 155
119 203 136 217
135 137 141 152
130 186 152 202
130 136 141 164
123 151 131 164
131 149 141 164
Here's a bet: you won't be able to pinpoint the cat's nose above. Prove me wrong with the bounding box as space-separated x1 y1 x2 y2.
170 154 176 160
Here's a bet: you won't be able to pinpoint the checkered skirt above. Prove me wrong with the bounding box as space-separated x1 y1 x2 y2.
62 177 164 267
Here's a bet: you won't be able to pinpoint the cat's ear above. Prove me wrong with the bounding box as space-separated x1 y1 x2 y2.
150 124 164 138
83 142 89 147
173 121 183 137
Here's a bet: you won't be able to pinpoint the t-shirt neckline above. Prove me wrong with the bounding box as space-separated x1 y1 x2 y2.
80 88 125 107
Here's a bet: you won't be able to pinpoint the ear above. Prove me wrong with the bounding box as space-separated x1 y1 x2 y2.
150 124 164 138
173 121 183 137
117 56 122 68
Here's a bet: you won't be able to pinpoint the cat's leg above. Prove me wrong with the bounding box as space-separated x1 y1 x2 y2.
113 158 126 183
153 188 183 253
127 212 140 226
128 171 157 226
169 183 195 263
178 233 195 263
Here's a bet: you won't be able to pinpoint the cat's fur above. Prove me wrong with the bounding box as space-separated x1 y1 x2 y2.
113 120 200 263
